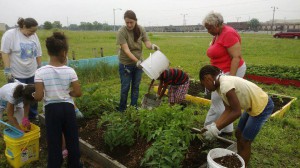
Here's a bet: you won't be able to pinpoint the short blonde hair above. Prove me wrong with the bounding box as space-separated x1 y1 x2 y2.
202 11 224 27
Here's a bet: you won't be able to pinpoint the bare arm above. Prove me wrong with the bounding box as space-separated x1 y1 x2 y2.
1 53 10 68
148 79 155 93
227 42 242 76
23 103 30 118
215 89 242 130
34 82 44 101
36 56 42 67
144 40 153 50
120 43 139 62
69 80 82 97
157 80 163 96
7 103 22 130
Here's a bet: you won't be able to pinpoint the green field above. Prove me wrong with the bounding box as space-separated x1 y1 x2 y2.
0 30 299 167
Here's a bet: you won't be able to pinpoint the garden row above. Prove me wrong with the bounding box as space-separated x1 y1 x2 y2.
245 64 300 87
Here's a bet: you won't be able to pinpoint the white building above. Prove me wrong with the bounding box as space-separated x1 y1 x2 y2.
0 23 7 31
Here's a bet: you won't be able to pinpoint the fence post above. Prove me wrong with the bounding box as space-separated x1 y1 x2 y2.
72 51 76 60
100 47 104 57
93 48 97 57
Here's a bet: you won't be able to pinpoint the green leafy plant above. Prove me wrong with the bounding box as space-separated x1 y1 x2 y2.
247 64 300 80
98 111 136 151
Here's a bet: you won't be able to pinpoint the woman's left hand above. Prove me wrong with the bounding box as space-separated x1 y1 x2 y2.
151 44 160 51
202 122 220 140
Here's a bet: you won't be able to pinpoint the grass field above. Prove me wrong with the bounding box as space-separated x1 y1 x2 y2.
0 30 299 167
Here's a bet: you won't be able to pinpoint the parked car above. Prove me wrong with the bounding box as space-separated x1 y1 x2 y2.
273 32 300 39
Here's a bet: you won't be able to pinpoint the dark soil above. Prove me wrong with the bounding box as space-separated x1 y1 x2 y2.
78 118 231 168
188 80 211 99
23 120 100 167
213 153 242 168
270 95 292 113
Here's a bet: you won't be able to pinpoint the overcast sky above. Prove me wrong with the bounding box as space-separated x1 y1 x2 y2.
1 0 299 27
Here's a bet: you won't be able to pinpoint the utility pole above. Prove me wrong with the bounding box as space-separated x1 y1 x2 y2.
181 13 188 25
236 17 241 31
181 13 188 32
113 8 122 31
271 6 278 34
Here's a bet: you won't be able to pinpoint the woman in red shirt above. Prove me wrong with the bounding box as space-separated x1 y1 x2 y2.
202 12 247 136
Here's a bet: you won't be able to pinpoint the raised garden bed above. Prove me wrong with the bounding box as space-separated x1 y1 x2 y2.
245 64 300 87
39 114 236 168
154 84 297 118
245 74 300 87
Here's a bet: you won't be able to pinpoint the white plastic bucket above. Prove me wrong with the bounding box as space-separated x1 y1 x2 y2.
207 148 245 168
141 51 169 79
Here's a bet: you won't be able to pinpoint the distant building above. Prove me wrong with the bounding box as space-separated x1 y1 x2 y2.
145 25 205 32
226 22 249 31
261 19 300 32
0 23 7 31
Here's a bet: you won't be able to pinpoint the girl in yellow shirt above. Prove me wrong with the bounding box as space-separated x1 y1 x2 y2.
199 65 274 166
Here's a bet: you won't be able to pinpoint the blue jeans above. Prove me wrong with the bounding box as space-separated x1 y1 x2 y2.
15 76 38 120
118 63 143 112
237 97 274 141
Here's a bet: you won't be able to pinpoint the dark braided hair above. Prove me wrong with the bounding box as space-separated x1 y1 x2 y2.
124 10 140 42
46 32 68 58
199 65 222 81
13 84 35 105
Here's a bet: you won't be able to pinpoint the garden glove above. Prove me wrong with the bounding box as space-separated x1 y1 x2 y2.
4 67 14 83
22 117 31 129
203 122 220 140
75 108 84 118
151 44 160 51
156 93 160 98
136 60 143 69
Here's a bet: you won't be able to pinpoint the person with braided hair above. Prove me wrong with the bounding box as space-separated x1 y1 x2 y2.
116 10 160 112
199 65 274 166
0 80 35 131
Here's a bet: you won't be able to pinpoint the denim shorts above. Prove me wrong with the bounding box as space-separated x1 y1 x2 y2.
237 97 274 141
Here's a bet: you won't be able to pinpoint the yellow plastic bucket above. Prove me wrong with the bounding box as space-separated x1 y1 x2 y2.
3 123 40 168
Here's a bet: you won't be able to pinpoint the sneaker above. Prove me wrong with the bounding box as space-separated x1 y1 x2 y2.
62 149 68 159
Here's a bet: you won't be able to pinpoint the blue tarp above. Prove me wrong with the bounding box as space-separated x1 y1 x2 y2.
42 55 119 68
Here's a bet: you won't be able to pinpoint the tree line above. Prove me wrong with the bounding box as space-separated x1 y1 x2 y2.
43 21 119 31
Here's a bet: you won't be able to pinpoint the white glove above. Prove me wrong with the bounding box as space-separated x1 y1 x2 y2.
75 108 84 118
203 122 220 140
136 60 143 69
151 44 160 51
4 67 14 83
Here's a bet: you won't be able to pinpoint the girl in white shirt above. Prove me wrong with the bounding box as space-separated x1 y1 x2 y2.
0 81 35 131
34 32 82 168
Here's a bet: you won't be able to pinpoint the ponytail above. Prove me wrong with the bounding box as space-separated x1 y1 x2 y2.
133 24 141 42
17 17 38 29
13 84 35 104
13 85 24 99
